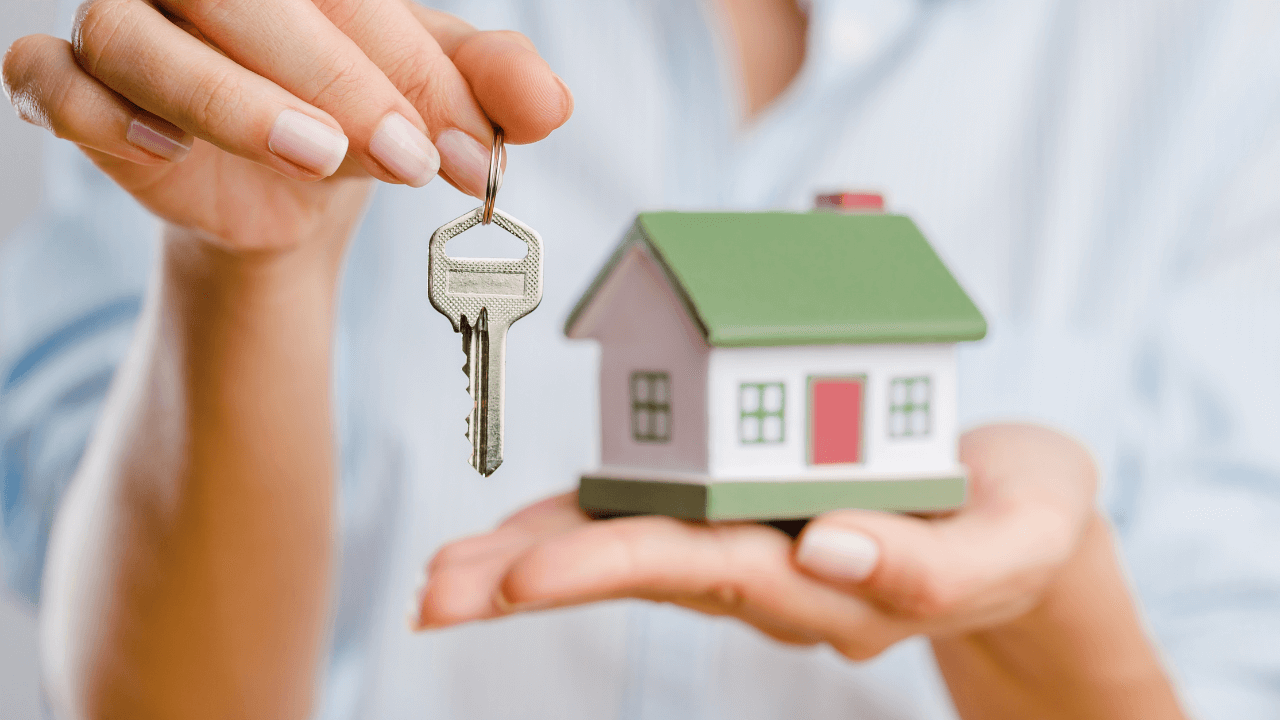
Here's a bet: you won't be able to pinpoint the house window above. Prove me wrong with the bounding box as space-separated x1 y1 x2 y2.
740 382 785 444
631 371 671 443
889 376 931 438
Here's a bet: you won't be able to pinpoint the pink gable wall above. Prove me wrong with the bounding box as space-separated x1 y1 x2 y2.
571 242 710 472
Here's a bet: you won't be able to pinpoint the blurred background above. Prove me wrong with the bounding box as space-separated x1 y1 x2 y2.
1 0 55 717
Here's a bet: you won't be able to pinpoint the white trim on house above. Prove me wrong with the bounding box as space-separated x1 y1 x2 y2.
707 344 959 481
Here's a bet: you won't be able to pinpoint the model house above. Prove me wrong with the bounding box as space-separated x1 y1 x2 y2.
565 206 987 520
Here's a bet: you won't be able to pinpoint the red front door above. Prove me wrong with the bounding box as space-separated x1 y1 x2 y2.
809 377 864 465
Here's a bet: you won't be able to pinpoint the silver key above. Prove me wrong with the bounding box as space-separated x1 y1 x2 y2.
428 206 543 475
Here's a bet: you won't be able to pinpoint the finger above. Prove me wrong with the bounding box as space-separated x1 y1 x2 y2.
3 33 191 164
494 516 907 658
450 31 573 144
416 536 528 629
795 427 1094 625
673 594 825 647
150 0 439 187
405 4 573 144
430 494 586 573
796 510 1068 631
299 0 485 195
421 510 821 642
301 0 509 197
72 0 349 181
414 493 587 629
323 0 570 196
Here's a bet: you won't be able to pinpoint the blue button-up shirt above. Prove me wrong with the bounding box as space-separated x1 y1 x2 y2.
4 0 1280 717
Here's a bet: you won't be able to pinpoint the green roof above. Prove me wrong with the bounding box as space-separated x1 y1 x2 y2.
566 212 987 347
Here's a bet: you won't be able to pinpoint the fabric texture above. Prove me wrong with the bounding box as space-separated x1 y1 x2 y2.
3 0 1279 718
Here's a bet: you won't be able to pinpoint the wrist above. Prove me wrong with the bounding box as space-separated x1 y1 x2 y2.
158 177 369 285
156 223 344 399
932 512 1185 719
162 221 346 288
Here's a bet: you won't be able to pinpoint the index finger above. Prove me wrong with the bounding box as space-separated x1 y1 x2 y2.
416 499 907 655
405 5 573 145
310 0 570 197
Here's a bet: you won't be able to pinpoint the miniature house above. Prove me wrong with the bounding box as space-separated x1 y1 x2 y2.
565 208 987 521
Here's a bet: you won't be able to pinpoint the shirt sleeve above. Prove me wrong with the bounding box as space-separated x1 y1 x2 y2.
1112 113 1280 719
0 140 157 605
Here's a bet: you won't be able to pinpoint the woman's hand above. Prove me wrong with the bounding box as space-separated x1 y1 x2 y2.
2 0 572 254
416 424 1095 648
416 424 1185 719
4 6 571 717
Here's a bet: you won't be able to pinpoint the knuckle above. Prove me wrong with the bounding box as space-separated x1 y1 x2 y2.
704 582 746 612
45 93 80 140
604 525 647 576
72 0 136 75
185 67 243 133
165 0 233 23
831 637 884 662
385 49 448 104
306 51 369 109
896 573 960 620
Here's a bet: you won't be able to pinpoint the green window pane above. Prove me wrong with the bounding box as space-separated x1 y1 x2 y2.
631 371 671 443
888 376 931 438
739 382 785 445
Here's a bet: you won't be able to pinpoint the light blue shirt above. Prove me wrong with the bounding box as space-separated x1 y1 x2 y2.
4 0 1280 717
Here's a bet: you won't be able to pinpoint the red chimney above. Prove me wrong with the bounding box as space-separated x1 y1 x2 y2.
814 192 885 212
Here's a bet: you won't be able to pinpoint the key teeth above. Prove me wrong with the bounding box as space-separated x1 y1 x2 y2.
458 311 496 477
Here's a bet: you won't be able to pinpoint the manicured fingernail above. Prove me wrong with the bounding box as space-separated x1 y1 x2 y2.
796 527 880 583
369 112 439 187
127 115 192 162
268 109 348 177
435 129 489 197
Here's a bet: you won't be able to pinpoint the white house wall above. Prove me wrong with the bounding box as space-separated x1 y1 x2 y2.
707 344 959 480
577 243 711 472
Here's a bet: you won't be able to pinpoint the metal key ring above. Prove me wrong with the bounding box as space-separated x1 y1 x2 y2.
481 127 505 225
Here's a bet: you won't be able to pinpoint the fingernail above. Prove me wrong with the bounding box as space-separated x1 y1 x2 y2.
127 115 192 162
553 73 574 108
796 527 880 583
268 109 348 177
369 112 439 187
435 129 489 197
406 569 429 632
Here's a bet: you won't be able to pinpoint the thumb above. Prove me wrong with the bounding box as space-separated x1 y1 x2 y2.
794 509 981 619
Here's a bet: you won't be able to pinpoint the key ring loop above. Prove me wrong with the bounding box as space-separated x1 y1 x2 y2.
481 127 505 225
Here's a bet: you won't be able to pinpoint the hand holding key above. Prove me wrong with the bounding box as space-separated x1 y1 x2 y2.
429 130 543 475
2 0 572 254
